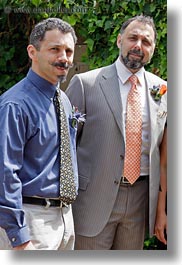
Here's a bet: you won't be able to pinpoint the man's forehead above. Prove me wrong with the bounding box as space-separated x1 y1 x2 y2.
42 30 74 45
44 29 66 38
125 21 155 39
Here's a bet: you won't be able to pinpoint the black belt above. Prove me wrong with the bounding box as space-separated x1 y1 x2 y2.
23 196 68 208
120 175 148 184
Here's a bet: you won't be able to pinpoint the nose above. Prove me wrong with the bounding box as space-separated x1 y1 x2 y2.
57 50 68 62
134 39 142 50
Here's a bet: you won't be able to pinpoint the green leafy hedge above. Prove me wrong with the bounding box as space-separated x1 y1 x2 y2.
0 0 167 94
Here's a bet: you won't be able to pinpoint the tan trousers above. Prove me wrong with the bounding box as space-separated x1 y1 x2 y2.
0 203 75 250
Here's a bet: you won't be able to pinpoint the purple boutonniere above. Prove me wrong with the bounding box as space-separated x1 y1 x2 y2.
70 106 86 128
149 84 167 101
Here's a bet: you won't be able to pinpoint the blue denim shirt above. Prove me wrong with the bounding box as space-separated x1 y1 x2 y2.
0 69 78 247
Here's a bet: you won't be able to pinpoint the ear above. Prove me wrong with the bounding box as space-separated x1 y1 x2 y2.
117 33 122 49
27 45 38 61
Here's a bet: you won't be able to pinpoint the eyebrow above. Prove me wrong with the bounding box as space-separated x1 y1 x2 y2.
48 43 66 47
48 43 74 49
129 32 152 42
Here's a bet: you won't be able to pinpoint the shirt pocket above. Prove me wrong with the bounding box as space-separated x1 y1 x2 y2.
69 124 77 150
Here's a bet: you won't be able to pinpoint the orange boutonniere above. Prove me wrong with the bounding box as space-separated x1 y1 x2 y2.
149 84 167 101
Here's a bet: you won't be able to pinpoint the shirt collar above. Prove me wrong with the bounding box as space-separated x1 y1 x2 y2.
26 68 57 100
115 57 145 86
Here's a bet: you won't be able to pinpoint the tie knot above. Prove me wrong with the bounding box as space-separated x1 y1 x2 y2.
55 87 60 96
129 75 138 86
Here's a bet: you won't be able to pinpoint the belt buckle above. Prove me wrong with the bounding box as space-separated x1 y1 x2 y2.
45 198 51 209
121 176 130 184
60 201 68 208
45 198 68 208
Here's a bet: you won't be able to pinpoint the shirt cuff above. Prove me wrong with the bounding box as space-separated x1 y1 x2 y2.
6 226 30 248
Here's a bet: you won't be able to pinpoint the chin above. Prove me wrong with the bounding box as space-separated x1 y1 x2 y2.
58 75 67 83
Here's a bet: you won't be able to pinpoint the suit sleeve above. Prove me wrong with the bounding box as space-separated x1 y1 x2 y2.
66 74 86 138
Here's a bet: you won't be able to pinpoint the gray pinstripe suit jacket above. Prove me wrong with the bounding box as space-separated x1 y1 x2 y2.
66 62 167 237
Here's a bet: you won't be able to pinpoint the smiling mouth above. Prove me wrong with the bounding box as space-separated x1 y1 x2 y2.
129 53 142 59
128 50 144 59
55 66 67 71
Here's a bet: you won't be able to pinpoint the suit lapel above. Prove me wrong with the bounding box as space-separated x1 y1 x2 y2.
145 75 157 127
99 65 124 135
144 72 163 150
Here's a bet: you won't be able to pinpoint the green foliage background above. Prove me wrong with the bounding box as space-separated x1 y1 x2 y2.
0 0 167 249
0 0 167 95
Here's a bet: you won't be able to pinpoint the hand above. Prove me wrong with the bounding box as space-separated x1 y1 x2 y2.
13 241 36 250
154 212 167 245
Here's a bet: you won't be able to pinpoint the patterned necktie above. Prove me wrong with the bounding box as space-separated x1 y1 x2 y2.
54 87 76 205
123 75 142 184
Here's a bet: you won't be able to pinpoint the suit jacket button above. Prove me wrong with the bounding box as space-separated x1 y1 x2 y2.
114 180 119 185
120 155 124 159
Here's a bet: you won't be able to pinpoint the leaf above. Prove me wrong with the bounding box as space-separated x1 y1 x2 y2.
104 20 112 31
65 15 77 26
84 38 94 52
31 0 41 7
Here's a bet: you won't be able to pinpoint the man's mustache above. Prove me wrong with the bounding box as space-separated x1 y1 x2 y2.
128 49 144 57
51 62 74 69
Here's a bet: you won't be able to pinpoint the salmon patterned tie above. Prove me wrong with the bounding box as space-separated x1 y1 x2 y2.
123 75 142 184
54 87 77 205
